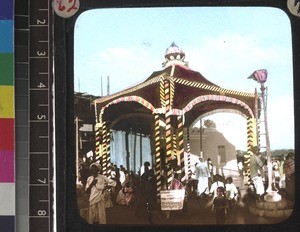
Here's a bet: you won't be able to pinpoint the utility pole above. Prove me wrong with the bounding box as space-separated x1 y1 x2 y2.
101 76 103 96
107 76 110 95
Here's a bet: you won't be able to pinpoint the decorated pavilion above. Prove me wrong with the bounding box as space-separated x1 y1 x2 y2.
93 42 259 196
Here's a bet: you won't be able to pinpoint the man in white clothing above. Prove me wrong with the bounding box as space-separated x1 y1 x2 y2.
85 163 116 224
195 157 211 196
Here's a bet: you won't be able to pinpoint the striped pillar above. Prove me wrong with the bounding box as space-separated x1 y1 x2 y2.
154 114 162 198
245 117 258 185
177 115 185 183
186 127 192 180
169 76 175 108
164 79 173 188
0 1 15 230
159 76 165 108
106 129 111 176
172 129 177 160
95 123 102 158
101 122 108 175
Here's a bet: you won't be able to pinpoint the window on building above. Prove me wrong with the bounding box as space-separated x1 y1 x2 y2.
218 145 226 163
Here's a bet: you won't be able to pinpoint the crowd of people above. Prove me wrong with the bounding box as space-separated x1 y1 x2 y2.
77 161 157 224
76 147 295 225
247 146 295 202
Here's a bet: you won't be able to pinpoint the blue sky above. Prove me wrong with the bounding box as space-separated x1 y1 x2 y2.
74 7 294 150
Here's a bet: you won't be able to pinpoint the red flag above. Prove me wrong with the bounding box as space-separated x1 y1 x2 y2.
248 69 268 83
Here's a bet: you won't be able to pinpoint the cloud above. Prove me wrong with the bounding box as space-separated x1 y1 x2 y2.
76 46 160 95
185 33 292 91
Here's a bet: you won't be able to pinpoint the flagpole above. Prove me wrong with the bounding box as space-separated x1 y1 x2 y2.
248 69 281 202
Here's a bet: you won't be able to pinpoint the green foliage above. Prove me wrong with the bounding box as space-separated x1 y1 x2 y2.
271 149 295 158
237 149 295 158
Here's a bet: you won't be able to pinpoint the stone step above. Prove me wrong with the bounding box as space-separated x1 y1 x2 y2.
249 199 294 218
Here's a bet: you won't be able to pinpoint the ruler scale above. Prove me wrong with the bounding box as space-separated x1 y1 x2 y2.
14 0 29 231
29 1 53 232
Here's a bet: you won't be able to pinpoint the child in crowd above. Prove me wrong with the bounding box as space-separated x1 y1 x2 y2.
124 182 134 206
170 173 184 190
212 186 228 224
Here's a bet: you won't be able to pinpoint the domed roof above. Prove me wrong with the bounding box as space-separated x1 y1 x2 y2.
163 42 188 68
165 42 185 57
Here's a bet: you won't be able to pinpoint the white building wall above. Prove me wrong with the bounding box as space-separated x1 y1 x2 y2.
184 127 239 179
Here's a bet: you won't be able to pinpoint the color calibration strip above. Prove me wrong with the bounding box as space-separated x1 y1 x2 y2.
0 0 15 231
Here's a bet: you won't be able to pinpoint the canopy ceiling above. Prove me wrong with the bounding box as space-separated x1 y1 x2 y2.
94 63 257 136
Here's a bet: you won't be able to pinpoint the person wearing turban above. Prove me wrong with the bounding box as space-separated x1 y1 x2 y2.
85 162 116 224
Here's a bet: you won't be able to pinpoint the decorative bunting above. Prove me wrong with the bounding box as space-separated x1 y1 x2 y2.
173 77 255 98
183 95 254 118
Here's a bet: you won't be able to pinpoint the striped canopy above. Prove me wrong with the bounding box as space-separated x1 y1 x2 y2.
94 64 257 135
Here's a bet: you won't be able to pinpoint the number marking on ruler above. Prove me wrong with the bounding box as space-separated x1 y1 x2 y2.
29 1 52 232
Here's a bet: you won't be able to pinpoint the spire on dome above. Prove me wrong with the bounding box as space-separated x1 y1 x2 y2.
162 42 188 68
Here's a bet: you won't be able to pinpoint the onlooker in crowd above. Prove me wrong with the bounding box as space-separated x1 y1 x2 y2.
189 163 199 197
140 165 156 206
283 152 295 201
170 173 184 190
124 182 135 206
212 186 228 224
278 155 286 190
111 168 122 205
109 164 116 179
140 161 151 177
242 182 257 206
116 182 134 206
237 160 244 177
195 157 211 197
119 166 126 187
170 173 188 211
272 160 281 191
85 163 116 224
225 177 239 209
209 174 225 199
249 146 265 200
207 158 214 187
135 165 156 221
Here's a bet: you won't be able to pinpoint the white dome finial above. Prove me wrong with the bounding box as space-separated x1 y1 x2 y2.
162 42 188 67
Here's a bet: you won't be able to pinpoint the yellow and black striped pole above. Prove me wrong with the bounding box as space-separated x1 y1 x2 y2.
177 115 185 183
159 76 165 109
101 121 108 175
154 114 162 198
186 127 192 180
164 78 173 188
95 123 102 159
106 128 111 176
94 105 102 161
245 117 258 185
172 129 177 160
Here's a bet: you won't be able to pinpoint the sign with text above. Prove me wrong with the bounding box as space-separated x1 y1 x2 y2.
160 189 185 210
